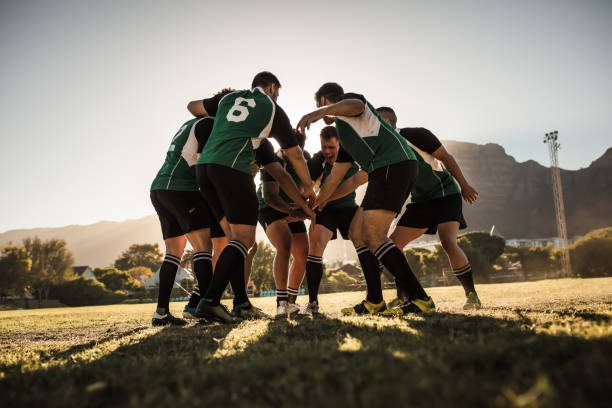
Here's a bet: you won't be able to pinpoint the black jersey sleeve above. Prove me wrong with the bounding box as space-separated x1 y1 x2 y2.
255 139 278 166
399 128 442 154
269 103 298 149
336 145 355 164
193 118 215 153
308 151 326 180
337 92 367 104
201 92 229 117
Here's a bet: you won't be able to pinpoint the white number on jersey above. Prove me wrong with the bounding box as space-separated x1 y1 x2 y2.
226 97 256 123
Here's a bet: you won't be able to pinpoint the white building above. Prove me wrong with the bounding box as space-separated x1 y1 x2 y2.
144 267 193 289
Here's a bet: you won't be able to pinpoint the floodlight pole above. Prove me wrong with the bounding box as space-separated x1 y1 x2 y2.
543 131 571 277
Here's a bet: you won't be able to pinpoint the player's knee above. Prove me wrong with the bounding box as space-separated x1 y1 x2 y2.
439 236 458 252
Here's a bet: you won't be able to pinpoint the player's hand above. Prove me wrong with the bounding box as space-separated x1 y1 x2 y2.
297 110 325 135
301 184 316 207
249 161 260 177
288 206 307 221
461 184 479 205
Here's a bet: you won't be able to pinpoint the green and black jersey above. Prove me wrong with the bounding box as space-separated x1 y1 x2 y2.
151 117 214 191
257 151 311 211
197 87 298 176
333 93 416 173
308 152 360 209
398 127 460 202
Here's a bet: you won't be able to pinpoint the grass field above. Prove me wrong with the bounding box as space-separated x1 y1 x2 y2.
1 278 611 408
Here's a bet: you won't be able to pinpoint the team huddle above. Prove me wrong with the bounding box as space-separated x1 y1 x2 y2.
149 72 481 326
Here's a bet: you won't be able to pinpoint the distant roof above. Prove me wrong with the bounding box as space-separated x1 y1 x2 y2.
72 266 90 275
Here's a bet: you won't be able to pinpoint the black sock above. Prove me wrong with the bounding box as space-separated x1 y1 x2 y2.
375 242 428 301
203 240 246 306
287 286 298 303
187 252 213 308
306 255 323 303
454 263 476 296
156 254 180 314
356 246 383 304
394 278 408 300
276 289 288 305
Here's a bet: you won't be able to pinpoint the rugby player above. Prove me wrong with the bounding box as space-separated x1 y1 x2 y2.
376 107 481 311
150 89 235 326
189 72 315 323
302 126 375 315
258 131 310 317
297 83 434 315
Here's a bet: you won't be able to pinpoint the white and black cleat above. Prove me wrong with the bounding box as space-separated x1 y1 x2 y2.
152 311 188 327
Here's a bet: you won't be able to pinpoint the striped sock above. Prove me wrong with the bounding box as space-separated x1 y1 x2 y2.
187 251 213 308
374 241 427 301
276 289 288 305
156 254 181 314
356 245 383 304
203 240 247 306
306 255 323 303
453 263 476 296
287 286 299 303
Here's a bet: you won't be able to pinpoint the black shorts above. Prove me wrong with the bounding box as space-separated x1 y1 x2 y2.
210 217 226 238
150 190 212 239
397 193 467 235
315 206 358 240
361 160 417 214
258 206 307 234
196 163 258 226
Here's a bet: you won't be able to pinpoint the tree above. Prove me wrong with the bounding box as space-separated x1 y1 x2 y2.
114 243 163 271
125 266 154 283
324 270 360 292
94 267 141 291
249 241 276 293
181 249 194 269
52 276 126 307
570 227 612 277
23 237 75 304
0 246 33 304
457 232 505 283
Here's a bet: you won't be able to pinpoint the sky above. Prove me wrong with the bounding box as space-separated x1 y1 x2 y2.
0 0 610 232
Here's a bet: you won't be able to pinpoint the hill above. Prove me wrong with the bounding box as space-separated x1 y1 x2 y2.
1 142 610 267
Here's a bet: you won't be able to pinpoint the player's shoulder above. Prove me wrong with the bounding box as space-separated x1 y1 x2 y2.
337 92 367 103
399 127 435 137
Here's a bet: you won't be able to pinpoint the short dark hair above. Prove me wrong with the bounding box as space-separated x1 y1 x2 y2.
315 82 344 103
252 71 281 89
320 126 338 141
376 106 397 127
214 87 236 97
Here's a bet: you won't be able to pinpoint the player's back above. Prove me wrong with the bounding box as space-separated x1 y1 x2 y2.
199 88 276 175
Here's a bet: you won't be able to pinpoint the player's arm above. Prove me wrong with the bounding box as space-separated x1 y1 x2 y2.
256 140 314 219
432 146 478 204
321 170 368 208
262 180 291 214
186 91 226 118
268 105 315 201
264 162 314 219
297 94 366 134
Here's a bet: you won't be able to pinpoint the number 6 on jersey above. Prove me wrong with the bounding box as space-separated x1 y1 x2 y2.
227 97 256 123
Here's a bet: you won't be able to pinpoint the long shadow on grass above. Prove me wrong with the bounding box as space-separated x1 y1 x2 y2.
1 312 611 408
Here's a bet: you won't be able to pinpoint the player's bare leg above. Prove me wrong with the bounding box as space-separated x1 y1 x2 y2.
288 232 308 307
266 220 294 316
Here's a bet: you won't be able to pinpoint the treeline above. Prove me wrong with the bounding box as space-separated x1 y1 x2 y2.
0 239 167 308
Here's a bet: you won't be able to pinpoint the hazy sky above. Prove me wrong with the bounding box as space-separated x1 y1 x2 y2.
1 0 610 232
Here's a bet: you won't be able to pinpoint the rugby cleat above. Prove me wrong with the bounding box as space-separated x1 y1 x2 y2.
341 299 387 316
182 305 198 320
276 300 289 318
462 292 482 310
382 297 436 317
301 301 320 316
232 302 270 320
152 311 188 327
195 300 242 324
286 302 301 315
388 297 406 309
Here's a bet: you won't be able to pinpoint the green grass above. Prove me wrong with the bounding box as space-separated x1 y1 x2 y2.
1 278 611 408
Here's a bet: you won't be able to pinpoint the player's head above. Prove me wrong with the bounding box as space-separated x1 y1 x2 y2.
320 126 339 163
252 71 281 101
214 87 236 98
315 82 344 107
376 106 397 129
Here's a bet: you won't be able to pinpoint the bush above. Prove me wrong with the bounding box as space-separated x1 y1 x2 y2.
51 276 126 306
94 267 141 291
457 231 505 283
323 271 360 292
570 227 612 277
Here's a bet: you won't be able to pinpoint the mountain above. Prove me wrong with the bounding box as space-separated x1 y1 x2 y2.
1 143 610 267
